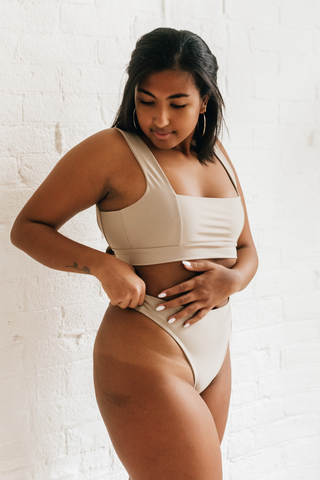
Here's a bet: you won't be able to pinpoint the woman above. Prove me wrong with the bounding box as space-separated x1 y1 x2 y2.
11 28 258 480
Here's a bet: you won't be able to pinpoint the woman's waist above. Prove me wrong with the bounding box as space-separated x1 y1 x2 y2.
134 257 236 299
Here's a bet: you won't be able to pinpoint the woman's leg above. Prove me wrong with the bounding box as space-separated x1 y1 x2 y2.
200 346 232 443
94 306 224 480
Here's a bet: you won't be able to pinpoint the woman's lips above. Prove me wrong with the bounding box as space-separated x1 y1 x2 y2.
153 131 172 140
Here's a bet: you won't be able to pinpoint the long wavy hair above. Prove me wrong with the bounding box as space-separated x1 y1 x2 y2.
112 28 225 165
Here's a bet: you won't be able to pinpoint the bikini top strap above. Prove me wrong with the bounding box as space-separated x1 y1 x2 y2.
214 144 239 196
116 129 169 187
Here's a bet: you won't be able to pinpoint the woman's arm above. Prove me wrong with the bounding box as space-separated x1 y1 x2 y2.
154 142 259 326
11 129 146 308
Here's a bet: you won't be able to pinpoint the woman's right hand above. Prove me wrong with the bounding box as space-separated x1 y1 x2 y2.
96 255 146 309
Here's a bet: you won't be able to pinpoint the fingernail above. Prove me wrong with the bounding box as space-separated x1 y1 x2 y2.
182 261 191 267
184 322 191 328
168 318 175 324
158 292 167 298
156 305 165 311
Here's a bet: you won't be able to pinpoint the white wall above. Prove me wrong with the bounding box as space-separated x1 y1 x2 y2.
1 1 319 479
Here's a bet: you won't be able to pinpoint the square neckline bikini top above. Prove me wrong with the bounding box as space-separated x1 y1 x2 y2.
96 129 245 266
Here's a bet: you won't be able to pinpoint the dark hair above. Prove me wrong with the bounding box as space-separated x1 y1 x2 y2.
112 27 225 165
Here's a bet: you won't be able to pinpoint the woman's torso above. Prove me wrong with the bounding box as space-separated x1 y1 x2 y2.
96 129 242 302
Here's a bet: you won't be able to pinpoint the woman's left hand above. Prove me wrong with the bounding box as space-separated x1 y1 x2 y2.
156 260 239 327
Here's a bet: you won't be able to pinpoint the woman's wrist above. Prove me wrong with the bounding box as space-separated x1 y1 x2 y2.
90 250 117 281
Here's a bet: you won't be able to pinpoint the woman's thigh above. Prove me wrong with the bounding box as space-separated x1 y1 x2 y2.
94 306 223 480
200 346 232 444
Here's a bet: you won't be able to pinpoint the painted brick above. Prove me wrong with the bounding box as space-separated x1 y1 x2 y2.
227 23 250 51
0 157 20 187
281 319 320 347
228 50 279 78
0 126 56 155
0 28 19 63
258 368 320 399
283 292 320 320
98 35 134 65
0 342 24 376
227 99 278 126
61 5 133 38
229 447 283 480
31 394 98 433
225 0 280 26
36 365 69 402
231 398 284 433
282 343 320 369
250 26 313 58
66 420 109 456
280 101 313 125
284 390 320 417
60 66 124 95
0 409 29 443
18 153 59 188
20 3 60 35
133 13 168 40
0 64 61 94
0 188 34 218
20 32 97 64
232 297 284 331
0 439 34 476
0 279 22 316
253 76 314 101
280 5 313 29
20 273 101 312
228 429 255 458
226 74 252 98
253 415 320 450
279 52 313 79
0 93 23 123
0 2 21 30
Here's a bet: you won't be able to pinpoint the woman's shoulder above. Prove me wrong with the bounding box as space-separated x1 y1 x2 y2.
79 127 129 155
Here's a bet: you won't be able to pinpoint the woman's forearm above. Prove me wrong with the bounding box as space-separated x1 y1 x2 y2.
231 244 259 294
11 219 109 279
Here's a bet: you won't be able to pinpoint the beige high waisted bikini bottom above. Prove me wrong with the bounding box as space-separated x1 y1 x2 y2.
135 294 231 394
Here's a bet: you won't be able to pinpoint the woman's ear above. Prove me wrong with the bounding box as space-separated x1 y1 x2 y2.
200 95 210 114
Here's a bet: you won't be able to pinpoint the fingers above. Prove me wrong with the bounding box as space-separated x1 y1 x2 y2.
157 292 210 325
166 304 210 328
183 308 210 328
182 259 217 272
156 292 194 311
157 261 218 299
157 278 196 300
110 282 146 309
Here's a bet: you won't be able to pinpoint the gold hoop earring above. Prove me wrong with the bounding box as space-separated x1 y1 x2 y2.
133 108 138 130
201 112 206 137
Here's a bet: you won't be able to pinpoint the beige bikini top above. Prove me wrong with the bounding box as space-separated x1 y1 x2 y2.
96 129 245 266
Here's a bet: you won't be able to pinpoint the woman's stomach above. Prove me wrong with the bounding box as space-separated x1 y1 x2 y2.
134 258 237 302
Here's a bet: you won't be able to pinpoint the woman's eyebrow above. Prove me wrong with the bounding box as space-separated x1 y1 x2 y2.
137 88 190 99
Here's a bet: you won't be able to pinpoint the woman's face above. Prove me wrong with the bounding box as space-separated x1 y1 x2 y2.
134 69 207 152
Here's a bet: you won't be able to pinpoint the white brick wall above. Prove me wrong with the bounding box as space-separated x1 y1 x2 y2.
1 1 319 479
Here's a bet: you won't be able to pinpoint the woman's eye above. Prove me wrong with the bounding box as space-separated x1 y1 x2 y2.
171 104 186 109
139 100 154 105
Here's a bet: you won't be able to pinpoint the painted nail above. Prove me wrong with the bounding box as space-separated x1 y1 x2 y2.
156 305 165 311
182 261 191 267
158 292 167 298
184 322 191 328
168 318 175 324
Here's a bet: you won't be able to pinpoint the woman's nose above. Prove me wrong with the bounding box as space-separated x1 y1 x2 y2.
153 107 169 128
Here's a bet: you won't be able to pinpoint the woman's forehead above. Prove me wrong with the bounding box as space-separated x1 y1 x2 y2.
136 69 199 96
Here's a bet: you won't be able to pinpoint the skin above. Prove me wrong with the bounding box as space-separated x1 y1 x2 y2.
11 69 258 480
